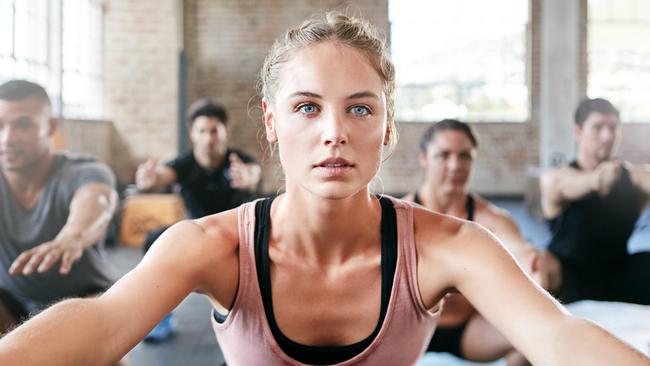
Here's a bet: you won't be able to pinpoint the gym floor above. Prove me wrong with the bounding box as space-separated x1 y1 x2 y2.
107 198 650 366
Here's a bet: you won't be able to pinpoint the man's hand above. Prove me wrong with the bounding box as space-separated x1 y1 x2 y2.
228 153 261 192
135 157 159 191
592 161 622 196
9 236 84 276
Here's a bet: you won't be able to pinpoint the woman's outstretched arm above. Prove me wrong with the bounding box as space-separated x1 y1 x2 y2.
415 208 650 366
0 212 239 366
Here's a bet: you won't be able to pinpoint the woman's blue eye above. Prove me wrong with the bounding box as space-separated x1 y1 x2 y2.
299 104 317 114
351 105 370 116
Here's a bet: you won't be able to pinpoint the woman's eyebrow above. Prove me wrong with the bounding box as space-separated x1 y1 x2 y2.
347 91 379 100
288 91 322 99
287 91 380 100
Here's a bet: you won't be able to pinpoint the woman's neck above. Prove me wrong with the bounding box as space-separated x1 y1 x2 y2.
418 183 467 217
270 189 381 266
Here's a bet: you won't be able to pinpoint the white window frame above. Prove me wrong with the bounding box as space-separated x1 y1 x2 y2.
0 0 104 119
588 0 650 123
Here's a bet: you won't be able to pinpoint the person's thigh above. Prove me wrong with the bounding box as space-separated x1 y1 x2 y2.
604 252 650 305
0 289 29 334
0 301 16 334
461 314 514 362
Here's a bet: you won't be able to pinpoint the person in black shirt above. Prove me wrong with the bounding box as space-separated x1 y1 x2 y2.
540 98 650 305
136 99 260 218
157 148 256 219
134 99 261 341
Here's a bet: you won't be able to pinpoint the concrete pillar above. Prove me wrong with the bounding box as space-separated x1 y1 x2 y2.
539 0 583 168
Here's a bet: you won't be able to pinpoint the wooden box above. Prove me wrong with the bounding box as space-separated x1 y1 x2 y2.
119 194 186 247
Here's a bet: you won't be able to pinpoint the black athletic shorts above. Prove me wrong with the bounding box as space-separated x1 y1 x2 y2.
0 288 30 321
426 321 468 358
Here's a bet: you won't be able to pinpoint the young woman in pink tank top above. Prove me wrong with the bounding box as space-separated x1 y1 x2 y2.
0 11 648 366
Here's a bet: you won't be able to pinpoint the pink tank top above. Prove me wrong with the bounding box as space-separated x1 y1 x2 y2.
212 196 440 365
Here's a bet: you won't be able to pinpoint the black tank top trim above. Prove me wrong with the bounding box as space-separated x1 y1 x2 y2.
240 196 398 365
413 192 475 221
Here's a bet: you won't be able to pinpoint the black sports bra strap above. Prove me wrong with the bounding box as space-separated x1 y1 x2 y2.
466 194 475 222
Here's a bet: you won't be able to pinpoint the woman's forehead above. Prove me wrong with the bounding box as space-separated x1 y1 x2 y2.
274 42 385 100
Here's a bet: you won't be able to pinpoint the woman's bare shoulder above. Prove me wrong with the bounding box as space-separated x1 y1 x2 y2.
156 208 240 252
193 208 241 249
143 208 241 291
411 203 481 247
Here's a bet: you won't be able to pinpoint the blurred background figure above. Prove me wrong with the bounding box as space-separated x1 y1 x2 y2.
404 119 547 366
540 98 650 306
0 79 117 334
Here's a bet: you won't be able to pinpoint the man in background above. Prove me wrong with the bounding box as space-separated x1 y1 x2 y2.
0 80 117 334
540 98 650 305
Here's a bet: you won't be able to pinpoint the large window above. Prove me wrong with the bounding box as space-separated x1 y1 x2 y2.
389 0 529 122
0 0 50 90
0 0 103 119
588 0 650 122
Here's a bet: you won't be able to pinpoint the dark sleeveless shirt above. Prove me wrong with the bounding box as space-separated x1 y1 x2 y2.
546 161 643 272
413 192 475 221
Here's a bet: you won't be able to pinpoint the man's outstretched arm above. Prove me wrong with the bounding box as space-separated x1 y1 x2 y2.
9 182 118 275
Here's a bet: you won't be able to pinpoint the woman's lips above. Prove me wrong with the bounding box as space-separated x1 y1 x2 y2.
313 157 354 177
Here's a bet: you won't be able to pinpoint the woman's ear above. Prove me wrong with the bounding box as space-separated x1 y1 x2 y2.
262 98 277 144
383 125 390 146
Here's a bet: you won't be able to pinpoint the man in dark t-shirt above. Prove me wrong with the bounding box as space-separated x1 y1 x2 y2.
135 99 260 341
136 99 260 219
540 98 650 305
163 147 256 219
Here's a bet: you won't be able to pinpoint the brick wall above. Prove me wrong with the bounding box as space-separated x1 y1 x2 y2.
614 124 650 164
59 119 113 164
103 0 181 184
